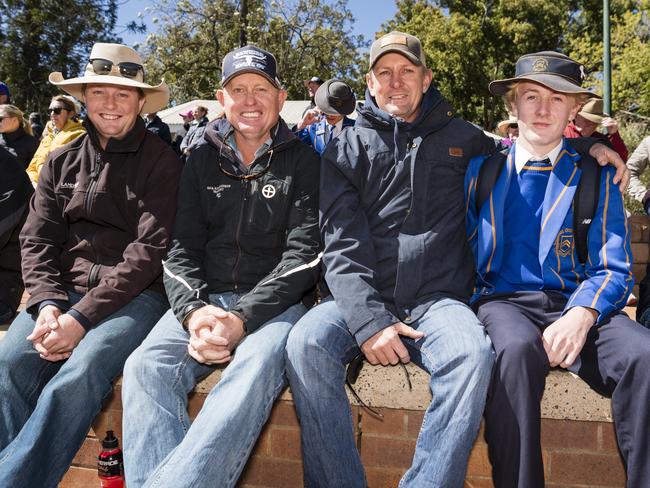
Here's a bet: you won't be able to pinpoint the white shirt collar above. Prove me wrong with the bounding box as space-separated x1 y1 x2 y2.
331 118 344 137
514 140 563 174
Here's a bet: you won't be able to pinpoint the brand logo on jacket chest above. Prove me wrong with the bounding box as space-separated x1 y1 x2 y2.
207 184 231 198
262 184 276 199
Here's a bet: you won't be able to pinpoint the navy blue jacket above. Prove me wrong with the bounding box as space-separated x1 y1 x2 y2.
320 86 496 345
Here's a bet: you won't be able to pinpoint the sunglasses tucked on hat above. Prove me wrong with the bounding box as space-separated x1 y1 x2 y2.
48 43 169 113
369 31 427 69
489 51 599 98
221 45 282 89
314 79 356 116
578 98 608 124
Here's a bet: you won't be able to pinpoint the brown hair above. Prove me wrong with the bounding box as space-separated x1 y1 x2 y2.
0 104 33 135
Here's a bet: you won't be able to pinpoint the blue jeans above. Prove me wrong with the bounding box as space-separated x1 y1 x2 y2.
285 297 494 488
121 292 306 488
0 289 167 488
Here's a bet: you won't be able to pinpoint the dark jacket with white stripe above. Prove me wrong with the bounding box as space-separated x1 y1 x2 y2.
163 117 321 333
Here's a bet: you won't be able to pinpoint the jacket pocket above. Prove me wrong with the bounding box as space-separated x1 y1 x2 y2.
243 176 292 234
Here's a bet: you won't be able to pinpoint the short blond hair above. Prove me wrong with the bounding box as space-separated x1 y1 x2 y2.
502 82 591 112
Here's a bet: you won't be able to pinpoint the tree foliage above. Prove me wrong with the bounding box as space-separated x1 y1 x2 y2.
0 0 121 112
139 0 368 104
381 0 650 130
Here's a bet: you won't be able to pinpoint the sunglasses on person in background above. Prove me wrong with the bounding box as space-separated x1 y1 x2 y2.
89 58 144 79
509 123 518 129
47 107 70 115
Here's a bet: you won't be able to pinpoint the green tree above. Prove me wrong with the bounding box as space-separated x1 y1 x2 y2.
380 0 649 129
139 0 367 105
0 0 122 112
565 0 650 117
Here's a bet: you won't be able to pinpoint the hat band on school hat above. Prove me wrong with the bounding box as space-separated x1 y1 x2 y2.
488 51 600 98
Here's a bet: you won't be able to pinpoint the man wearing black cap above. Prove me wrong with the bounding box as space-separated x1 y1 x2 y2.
296 78 356 154
466 51 650 487
121 44 320 488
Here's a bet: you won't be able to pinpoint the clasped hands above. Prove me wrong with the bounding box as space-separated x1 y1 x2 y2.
27 305 86 362
185 305 245 365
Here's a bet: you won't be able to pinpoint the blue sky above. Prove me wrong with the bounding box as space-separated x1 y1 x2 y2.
116 0 398 48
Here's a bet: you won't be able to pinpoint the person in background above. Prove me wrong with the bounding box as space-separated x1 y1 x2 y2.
26 95 85 184
29 112 44 140
0 42 181 488
0 146 33 323
296 78 356 155
627 134 650 328
496 114 518 146
302 76 324 116
564 98 628 161
0 82 10 105
144 111 172 145
180 105 209 156
0 104 39 168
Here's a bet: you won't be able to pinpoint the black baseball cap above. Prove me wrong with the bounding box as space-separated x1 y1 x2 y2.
489 51 599 98
221 45 282 89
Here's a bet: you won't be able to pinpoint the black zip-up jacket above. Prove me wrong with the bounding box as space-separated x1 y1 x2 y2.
0 126 39 169
0 146 33 313
20 117 182 328
163 117 321 333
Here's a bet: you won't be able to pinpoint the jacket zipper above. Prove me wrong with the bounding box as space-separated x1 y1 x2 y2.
231 179 249 292
85 152 104 291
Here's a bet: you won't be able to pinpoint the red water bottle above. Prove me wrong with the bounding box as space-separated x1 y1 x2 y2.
98 430 125 488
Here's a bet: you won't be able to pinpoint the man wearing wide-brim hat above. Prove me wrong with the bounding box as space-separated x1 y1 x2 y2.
0 42 182 488
296 78 356 154
564 97 629 160
120 44 320 488
466 50 650 488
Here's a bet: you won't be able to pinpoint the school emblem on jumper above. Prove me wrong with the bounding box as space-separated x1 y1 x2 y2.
556 228 574 258
531 58 548 72
262 184 276 199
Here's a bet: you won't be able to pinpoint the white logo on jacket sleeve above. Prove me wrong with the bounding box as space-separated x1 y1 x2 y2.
0 190 14 202
262 184 276 199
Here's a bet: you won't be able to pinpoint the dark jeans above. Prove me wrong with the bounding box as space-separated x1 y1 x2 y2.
475 291 650 488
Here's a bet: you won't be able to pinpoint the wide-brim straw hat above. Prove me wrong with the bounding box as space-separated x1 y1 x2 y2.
49 43 169 114
497 115 518 135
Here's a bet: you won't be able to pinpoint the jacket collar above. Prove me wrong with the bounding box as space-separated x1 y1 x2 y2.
83 116 147 153
356 83 454 135
203 116 297 158
2 126 27 143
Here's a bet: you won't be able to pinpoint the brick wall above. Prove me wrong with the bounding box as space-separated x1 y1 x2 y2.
60 216 649 488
